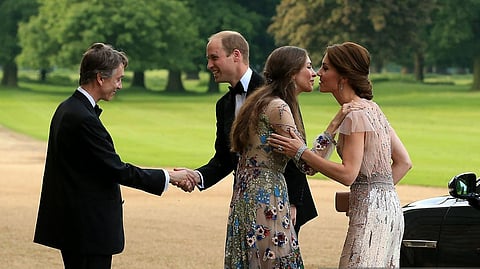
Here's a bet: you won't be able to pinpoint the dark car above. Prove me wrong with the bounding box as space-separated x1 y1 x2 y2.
400 172 480 267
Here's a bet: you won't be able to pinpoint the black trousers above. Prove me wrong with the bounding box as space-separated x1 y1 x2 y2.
61 250 112 269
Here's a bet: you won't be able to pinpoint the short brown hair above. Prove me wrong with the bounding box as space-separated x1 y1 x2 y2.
79 43 128 85
208 31 249 64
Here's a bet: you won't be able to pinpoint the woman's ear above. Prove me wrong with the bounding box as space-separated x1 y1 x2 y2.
338 77 348 90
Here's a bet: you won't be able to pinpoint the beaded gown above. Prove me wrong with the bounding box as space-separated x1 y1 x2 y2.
224 98 303 269
335 99 404 268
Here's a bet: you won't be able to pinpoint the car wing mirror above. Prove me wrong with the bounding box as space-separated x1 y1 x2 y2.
448 172 478 199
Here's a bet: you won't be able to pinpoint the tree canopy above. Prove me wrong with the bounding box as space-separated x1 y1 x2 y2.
269 0 434 75
18 0 199 90
4 0 479 91
0 0 38 86
427 0 480 89
269 0 479 90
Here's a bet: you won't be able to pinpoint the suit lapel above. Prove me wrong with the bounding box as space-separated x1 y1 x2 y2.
73 90 97 116
246 70 265 97
72 90 113 144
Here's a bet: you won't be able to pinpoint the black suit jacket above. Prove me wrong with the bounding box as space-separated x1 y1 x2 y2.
34 90 167 255
197 70 317 230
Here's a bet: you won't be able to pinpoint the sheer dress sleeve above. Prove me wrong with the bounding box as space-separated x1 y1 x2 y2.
337 103 392 177
338 110 375 135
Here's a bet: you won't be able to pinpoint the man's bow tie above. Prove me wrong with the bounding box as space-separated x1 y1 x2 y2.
94 105 103 116
228 83 245 95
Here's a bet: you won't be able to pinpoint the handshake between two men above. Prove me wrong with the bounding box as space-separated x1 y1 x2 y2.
168 168 200 192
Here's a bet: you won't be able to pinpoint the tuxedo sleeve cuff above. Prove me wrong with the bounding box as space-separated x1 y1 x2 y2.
161 169 169 192
195 170 205 189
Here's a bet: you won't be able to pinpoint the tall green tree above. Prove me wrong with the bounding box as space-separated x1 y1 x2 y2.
18 0 198 91
428 0 480 90
234 0 280 70
0 0 38 87
269 0 434 81
17 0 66 82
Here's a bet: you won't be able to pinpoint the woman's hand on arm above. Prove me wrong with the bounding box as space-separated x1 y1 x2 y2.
267 128 304 158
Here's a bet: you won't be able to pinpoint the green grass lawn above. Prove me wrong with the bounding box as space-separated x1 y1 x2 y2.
0 70 478 188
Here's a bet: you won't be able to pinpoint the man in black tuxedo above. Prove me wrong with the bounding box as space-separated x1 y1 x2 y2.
177 31 317 234
33 43 190 269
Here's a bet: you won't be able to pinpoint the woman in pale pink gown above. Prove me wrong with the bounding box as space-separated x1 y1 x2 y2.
268 42 412 268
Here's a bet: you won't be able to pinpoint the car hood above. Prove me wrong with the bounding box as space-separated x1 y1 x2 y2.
402 195 454 211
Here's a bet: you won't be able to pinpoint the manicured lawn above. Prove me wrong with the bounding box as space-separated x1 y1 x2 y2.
0 70 478 187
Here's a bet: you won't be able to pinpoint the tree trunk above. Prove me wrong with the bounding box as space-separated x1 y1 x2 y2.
414 52 424 82
131 71 146 89
472 54 480 91
165 70 185 92
207 72 219 93
39 69 48 82
1 61 18 87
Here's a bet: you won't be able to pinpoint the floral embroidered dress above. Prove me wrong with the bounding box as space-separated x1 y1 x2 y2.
335 99 404 268
224 98 303 269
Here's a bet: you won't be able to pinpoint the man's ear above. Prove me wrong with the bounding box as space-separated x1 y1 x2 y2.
232 49 241 62
96 73 103 85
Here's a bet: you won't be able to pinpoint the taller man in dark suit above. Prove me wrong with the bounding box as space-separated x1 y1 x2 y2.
177 31 317 234
33 43 190 269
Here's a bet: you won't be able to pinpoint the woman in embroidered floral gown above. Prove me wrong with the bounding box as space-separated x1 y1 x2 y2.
268 42 412 268
226 46 313 268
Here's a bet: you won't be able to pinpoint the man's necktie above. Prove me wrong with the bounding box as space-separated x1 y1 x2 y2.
94 105 103 116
